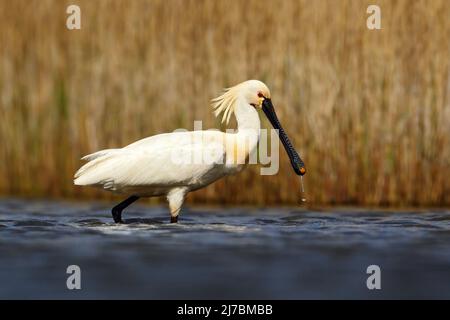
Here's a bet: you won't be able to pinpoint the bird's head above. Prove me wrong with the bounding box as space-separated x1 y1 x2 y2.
212 80 306 176
241 80 271 109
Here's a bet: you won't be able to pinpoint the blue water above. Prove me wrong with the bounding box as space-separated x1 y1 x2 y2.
0 198 449 299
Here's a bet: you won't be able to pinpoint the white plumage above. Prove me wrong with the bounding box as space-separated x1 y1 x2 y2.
74 80 273 223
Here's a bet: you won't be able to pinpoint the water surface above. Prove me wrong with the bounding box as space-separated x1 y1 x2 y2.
1 199 449 299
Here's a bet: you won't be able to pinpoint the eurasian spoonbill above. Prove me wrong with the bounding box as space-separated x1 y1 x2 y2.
74 80 305 223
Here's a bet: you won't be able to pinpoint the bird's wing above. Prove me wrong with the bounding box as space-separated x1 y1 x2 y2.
74 131 227 191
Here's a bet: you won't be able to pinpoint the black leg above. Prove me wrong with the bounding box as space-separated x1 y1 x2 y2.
170 216 178 223
111 196 139 223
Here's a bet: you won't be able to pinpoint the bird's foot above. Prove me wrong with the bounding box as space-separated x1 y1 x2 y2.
170 216 178 223
111 195 139 224
112 209 124 224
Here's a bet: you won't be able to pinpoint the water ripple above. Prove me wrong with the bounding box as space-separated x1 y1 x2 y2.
0 199 449 299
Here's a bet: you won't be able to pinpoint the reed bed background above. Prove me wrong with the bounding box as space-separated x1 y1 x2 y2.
0 0 449 206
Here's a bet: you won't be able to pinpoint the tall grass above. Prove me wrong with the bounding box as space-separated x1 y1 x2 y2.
0 0 449 206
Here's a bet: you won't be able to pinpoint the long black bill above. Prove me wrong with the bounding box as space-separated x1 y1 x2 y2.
262 98 306 176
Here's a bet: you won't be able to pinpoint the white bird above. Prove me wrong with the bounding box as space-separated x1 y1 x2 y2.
74 80 305 223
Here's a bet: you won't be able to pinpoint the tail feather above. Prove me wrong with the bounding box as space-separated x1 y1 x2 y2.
81 148 119 161
74 149 122 185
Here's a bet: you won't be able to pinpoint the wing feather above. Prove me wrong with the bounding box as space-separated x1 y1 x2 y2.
74 131 227 191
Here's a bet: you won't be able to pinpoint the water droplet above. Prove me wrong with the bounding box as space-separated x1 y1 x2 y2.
299 176 306 203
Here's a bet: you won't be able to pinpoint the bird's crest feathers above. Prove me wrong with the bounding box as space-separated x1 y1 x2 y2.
211 80 270 125
211 86 239 125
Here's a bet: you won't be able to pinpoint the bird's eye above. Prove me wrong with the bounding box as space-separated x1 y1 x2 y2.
257 92 265 98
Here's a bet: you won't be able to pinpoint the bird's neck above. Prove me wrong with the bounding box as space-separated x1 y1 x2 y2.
234 98 261 132
223 98 260 166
